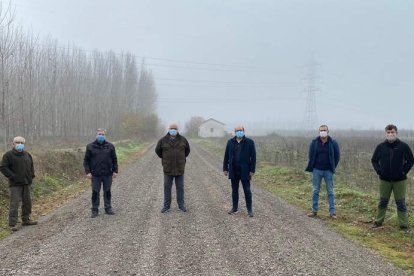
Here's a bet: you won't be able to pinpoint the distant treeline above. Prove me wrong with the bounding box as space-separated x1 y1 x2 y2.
0 4 159 148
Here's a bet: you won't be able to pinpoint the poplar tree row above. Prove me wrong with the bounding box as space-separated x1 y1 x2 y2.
0 4 158 148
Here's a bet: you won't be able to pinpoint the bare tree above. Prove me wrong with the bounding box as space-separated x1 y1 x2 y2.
0 4 160 147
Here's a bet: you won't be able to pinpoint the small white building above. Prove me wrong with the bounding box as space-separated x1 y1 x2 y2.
198 118 226 138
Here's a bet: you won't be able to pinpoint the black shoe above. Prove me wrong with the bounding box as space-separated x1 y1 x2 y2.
248 211 254 217
9 225 18 232
105 209 115 215
400 225 410 233
371 222 382 229
161 207 170 213
228 208 238 215
179 206 187 212
91 212 98 218
22 219 38 226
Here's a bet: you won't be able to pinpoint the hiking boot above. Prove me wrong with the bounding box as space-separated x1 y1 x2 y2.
161 207 170 213
22 219 38 226
371 222 382 229
248 211 254 217
91 212 98 218
228 208 238 215
105 209 115 215
307 211 317 217
329 213 337 219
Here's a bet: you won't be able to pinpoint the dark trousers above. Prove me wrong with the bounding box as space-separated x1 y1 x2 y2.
231 167 252 212
163 175 184 209
91 175 112 212
9 185 32 226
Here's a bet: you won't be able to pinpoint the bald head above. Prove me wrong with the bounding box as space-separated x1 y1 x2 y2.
234 125 244 132
169 123 178 130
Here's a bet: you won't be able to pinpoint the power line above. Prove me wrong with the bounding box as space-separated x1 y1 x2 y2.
158 95 302 103
33 43 291 74
134 56 263 70
154 77 295 85
154 82 300 89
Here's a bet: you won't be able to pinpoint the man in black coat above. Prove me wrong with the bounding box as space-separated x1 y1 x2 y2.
0 136 37 232
83 129 118 218
371 124 414 230
223 126 256 217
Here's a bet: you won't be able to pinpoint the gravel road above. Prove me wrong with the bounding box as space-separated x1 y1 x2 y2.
0 143 408 276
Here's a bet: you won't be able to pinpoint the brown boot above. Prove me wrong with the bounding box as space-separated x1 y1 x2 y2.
307 211 317 217
22 219 38 226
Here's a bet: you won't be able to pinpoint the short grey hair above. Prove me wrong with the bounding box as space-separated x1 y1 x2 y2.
13 136 26 144
96 128 106 133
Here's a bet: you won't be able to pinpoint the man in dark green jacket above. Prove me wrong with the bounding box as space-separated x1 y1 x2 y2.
155 123 190 213
371 124 414 230
0 136 37 232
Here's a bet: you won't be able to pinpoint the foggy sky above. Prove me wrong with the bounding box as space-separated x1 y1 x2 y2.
13 0 414 132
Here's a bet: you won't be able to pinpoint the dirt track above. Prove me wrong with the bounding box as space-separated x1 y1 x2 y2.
0 143 407 275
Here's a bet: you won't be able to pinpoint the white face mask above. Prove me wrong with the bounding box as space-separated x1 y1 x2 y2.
319 131 328 138
386 133 397 142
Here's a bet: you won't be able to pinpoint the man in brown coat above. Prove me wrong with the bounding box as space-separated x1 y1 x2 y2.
155 123 190 213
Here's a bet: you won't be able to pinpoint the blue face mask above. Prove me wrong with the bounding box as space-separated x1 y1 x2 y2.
96 134 105 143
15 144 25 151
169 129 177 136
235 131 244 138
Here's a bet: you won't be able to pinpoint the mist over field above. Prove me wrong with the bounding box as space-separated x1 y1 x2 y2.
8 0 413 135
1 2 414 273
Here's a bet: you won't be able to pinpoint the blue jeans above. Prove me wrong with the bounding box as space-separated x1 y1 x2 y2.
163 175 185 209
311 169 335 215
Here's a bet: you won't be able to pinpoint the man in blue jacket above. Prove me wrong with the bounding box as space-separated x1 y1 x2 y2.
223 126 256 217
305 125 340 218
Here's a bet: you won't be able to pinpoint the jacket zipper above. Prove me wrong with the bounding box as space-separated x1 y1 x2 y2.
389 147 393 178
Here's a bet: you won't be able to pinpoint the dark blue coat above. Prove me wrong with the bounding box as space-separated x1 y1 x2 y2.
223 136 256 180
305 136 340 173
